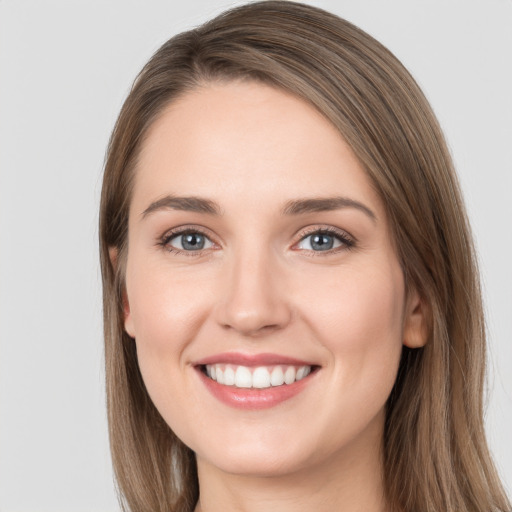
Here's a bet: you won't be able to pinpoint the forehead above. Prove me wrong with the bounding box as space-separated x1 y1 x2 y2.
132 81 384 218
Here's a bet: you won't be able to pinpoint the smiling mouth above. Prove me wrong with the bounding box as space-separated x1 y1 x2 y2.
199 364 318 389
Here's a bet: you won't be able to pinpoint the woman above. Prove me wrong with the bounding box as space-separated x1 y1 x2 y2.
99 1 511 511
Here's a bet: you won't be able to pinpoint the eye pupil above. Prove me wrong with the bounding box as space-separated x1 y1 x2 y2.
182 233 205 250
311 234 334 251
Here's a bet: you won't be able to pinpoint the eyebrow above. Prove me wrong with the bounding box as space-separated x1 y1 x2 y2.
141 194 376 222
282 196 376 222
141 195 222 218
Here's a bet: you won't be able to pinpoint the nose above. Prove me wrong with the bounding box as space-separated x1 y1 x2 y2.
214 247 292 337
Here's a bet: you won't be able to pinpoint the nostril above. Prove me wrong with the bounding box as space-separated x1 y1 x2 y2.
224 321 289 337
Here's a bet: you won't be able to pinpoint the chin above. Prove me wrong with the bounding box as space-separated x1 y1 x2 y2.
202 449 310 478
194 430 320 478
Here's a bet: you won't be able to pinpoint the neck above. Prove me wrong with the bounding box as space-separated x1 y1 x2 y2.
194 416 388 512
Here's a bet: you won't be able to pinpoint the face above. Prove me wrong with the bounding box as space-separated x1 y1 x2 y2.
122 81 425 478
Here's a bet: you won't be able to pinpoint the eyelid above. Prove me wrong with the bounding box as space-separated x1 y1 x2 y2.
292 225 356 252
158 225 220 255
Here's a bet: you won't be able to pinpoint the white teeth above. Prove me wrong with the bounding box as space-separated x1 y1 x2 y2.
235 366 252 388
204 363 313 389
270 366 285 386
252 367 271 388
296 366 310 380
284 366 296 384
224 366 235 386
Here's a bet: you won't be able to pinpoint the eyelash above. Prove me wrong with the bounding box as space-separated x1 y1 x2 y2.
294 226 355 255
157 225 356 257
157 226 214 257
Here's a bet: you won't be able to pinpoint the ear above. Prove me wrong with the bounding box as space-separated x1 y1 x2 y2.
403 287 428 348
109 246 136 339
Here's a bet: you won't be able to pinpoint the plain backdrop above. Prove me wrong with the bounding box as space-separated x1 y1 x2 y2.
0 1 511 510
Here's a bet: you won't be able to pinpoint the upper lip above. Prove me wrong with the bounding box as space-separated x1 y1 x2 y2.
193 352 318 367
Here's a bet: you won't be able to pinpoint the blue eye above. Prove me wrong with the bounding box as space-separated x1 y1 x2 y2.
296 230 353 252
165 231 214 252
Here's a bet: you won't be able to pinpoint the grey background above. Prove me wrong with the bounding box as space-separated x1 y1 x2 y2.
0 1 510 510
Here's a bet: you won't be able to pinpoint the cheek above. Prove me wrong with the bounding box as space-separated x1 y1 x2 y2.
124 262 219 435
124 256 216 408
126 259 213 354
291 262 405 449
300 261 405 393
302 259 404 335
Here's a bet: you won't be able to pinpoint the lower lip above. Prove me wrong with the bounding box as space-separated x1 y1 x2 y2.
196 367 317 410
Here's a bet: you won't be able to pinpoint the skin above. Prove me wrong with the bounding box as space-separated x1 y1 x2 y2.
121 81 427 512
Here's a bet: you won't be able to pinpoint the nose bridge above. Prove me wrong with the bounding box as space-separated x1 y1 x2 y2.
216 238 291 336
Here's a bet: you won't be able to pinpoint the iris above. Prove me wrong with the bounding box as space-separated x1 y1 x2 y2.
310 233 334 251
181 233 206 250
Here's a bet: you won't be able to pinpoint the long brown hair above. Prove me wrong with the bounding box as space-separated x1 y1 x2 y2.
99 2 510 511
